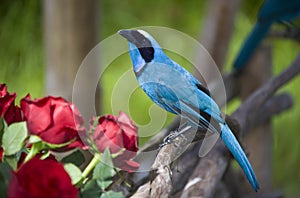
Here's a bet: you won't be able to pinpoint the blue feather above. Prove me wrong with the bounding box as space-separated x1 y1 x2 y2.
234 0 300 71
119 29 259 191
234 22 271 70
221 124 259 191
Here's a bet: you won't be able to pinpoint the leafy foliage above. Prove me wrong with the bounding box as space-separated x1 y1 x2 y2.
0 0 300 197
80 149 123 198
2 122 27 156
61 150 85 167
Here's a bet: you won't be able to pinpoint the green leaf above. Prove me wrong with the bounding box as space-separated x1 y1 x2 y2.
2 122 27 156
3 155 18 171
0 163 11 196
93 149 115 190
96 177 113 191
0 118 7 146
100 191 124 198
27 135 42 144
80 179 102 198
64 163 82 185
61 150 85 166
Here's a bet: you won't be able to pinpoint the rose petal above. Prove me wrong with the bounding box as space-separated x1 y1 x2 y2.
21 96 87 150
0 85 17 119
91 112 139 171
113 154 140 172
0 148 3 162
4 104 23 125
21 95 52 134
8 156 78 198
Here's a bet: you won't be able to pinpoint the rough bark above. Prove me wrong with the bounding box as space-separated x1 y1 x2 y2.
128 54 299 197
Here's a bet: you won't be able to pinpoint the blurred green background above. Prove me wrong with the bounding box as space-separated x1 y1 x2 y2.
0 0 299 197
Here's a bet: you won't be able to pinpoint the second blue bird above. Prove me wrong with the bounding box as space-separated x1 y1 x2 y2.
119 29 259 191
234 0 300 71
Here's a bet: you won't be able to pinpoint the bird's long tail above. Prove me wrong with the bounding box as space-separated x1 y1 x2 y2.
233 22 271 71
221 124 259 191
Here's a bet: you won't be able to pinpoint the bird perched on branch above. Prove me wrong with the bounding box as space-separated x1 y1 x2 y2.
233 0 300 72
119 29 259 191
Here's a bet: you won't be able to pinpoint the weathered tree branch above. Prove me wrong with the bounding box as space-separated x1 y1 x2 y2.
179 54 300 197
171 92 292 197
242 190 283 198
131 53 299 197
129 93 293 197
233 53 300 132
268 29 300 43
243 93 293 132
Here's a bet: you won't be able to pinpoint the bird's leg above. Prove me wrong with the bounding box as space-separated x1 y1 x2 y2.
159 124 192 149
177 121 189 131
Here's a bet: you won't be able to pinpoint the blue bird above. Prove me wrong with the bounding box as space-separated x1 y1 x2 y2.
234 0 300 71
119 29 259 191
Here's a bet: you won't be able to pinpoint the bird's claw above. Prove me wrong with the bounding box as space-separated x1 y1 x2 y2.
159 130 188 149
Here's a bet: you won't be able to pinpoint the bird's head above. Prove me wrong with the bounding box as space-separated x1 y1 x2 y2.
118 29 169 74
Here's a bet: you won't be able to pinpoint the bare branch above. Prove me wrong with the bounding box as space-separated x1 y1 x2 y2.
244 93 293 133
268 29 300 43
243 190 283 198
180 138 228 198
233 53 300 132
172 93 292 196
130 183 150 198
179 54 299 197
129 54 299 197
131 94 293 197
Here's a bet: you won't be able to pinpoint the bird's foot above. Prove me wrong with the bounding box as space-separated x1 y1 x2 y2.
159 130 188 149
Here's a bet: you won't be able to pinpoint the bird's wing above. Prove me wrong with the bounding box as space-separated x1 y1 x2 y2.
140 62 224 134
154 83 221 135
158 89 221 157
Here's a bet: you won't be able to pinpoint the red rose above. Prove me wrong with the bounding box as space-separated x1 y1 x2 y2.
0 84 15 118
0 148 3 162
4 103 23 125
0 84 23 125
21 95 87 150
92 112 139 171
8 156 78 198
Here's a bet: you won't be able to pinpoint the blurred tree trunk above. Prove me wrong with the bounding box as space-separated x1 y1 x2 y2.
44 0 100 120
195 0 241 108
196 0 272 195
195 0 241 82
237 46 273 194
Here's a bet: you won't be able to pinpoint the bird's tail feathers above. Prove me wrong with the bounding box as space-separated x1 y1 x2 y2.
234 22 271 71
221 124 259 191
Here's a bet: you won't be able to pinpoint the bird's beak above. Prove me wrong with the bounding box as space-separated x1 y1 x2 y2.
118 30 136 43
118 29 152 49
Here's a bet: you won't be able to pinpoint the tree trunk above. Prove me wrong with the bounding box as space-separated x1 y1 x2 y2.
44 0 100 120
196 0 240 80
237 45 273 194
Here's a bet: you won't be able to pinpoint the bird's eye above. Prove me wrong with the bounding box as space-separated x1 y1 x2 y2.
129 30 154 62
